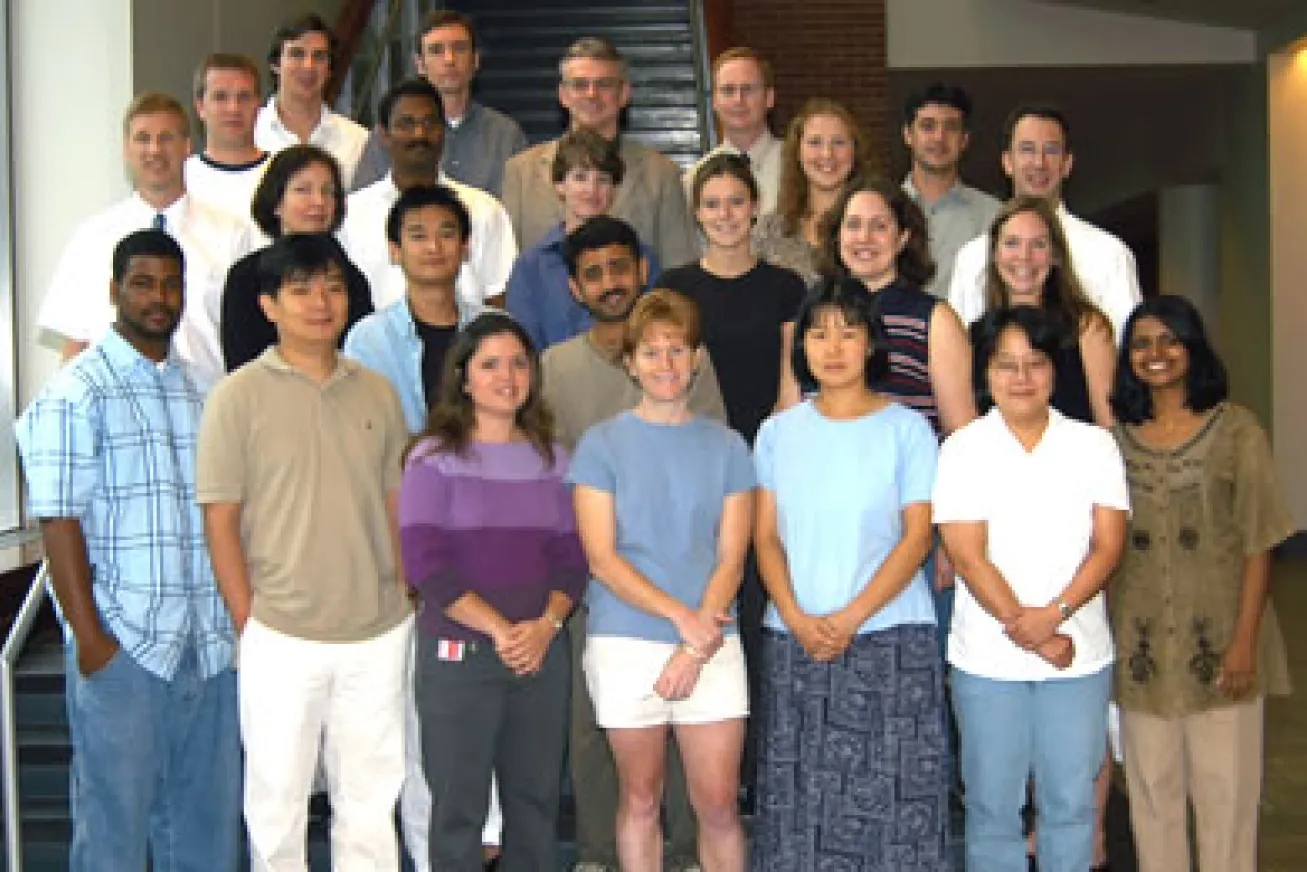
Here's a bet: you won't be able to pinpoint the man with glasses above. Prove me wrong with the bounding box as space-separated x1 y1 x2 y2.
947 105 1141 336
352 10 527 196
502 37 698 270
340 78 516 309
683 48 781 214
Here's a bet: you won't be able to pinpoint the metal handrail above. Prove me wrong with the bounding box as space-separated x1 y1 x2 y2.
688 0 718 153
347 0 406 128
2 561 49 872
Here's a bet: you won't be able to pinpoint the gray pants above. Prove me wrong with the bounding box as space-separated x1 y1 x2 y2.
570 607 699 866
417 630 570 872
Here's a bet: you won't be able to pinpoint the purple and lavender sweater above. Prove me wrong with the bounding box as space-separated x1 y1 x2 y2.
398 439 588 643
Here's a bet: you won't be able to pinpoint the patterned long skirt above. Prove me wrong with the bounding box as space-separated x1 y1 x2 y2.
750 625 949 872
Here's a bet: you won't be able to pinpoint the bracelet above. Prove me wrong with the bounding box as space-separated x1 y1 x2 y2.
681 643 705 661
543 613 563 631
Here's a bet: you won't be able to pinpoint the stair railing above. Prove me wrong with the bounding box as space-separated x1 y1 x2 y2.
688 0 718 153
1 561 48 872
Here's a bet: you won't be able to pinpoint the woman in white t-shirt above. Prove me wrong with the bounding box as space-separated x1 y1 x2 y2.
933 305 1129 872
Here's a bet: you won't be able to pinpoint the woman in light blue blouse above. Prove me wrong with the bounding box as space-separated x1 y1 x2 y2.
751 276 947 871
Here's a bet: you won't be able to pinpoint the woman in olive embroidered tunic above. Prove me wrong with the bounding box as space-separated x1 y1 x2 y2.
1108 295 1293 872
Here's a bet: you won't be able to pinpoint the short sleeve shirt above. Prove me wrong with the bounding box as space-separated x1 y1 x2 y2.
755 401 938 635
196 350 411 642
933 408 1130 680
1111 403 1294 715
567 412 756 643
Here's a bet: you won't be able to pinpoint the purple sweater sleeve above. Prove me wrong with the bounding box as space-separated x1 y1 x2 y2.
398 453 467 611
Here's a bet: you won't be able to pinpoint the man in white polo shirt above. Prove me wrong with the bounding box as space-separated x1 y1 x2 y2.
185 53 270 223
39 92 254 388
683 48 782 215
340 78 516 310
947 105 1141 338
254 13 369 189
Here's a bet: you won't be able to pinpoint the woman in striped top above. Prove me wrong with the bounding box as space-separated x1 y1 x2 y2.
822 175 975 438
398 311 587 871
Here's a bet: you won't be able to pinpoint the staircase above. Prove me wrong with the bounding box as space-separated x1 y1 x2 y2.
6 625 66 872
341 0 712 168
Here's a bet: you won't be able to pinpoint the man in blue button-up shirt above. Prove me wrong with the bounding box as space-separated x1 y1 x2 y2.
16 230 240 872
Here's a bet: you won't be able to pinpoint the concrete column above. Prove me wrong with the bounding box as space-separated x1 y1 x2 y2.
1159 184 1221 329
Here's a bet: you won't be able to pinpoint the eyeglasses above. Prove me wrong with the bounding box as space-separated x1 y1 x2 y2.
562 77 623 95
990 356 1052 379
1014 142 1067 160
715 83 763 99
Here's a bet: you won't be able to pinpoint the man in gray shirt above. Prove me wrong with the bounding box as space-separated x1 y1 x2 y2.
352 10 527 196
900 83 1000 298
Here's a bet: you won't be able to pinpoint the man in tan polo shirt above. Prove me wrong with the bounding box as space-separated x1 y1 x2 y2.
197 233 411 870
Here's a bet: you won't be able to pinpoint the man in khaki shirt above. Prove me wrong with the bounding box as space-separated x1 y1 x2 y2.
501 37 699 272
198 233 411 870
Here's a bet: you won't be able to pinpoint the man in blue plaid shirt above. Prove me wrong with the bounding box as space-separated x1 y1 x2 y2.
15 229 240 871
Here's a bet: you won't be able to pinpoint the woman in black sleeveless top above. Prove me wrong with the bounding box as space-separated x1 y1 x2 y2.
978 196 1116 426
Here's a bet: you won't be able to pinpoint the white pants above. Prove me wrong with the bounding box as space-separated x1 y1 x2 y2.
239 615 411 872
399 634 503 872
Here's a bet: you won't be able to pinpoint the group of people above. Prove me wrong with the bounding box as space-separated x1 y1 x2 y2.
14 9 1291 872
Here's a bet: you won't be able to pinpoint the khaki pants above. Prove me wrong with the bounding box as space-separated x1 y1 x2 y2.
1120 698 1264 872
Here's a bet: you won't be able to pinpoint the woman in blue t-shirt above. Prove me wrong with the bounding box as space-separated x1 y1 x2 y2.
751 276 947 871
570 289 756 872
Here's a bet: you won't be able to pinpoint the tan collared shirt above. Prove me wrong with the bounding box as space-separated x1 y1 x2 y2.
197 349 411 642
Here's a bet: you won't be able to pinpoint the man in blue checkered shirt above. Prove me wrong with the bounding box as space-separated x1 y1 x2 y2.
15 229 240 871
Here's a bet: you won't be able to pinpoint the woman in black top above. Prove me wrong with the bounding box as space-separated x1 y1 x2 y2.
978 196 1116 426
657 153 804 444
220 145 372 370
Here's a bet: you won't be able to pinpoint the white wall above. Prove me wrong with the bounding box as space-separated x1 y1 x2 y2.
1269 48 1307 527
13 1 134 410
887 0 1255 69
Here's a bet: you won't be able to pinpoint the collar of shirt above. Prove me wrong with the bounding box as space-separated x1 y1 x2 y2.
129 190 190 231
542 222 569 252
982 405 1070 459
260 98 342 145
99 324 186 376
447 100 481 131
721 129 779 165
387 295 483 340
901 174 971 212
258 345 360 388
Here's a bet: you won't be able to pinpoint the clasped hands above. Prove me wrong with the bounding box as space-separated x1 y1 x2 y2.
1004 603 1075 670
655 607 732 701
492 616 557 677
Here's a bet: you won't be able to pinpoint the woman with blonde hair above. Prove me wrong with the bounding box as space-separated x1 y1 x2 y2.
752 98 870 285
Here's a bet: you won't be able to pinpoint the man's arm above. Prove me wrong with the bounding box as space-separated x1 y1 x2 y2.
41 518 117 675
203 502 253 632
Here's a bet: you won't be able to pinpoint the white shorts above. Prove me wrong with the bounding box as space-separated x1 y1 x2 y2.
584 634 749 729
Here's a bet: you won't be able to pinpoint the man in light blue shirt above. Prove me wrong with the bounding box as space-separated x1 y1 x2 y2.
344 184 484 432
15 229 240 872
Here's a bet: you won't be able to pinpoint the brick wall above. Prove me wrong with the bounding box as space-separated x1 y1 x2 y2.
727 0 890 175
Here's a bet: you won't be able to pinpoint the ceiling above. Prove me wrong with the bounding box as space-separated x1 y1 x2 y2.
1033 0 1299 30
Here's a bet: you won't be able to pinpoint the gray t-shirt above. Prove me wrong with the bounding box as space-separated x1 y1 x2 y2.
568 412 756 643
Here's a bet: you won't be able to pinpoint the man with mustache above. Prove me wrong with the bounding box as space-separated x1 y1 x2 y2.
543 215 724 872
17 230 241 872
341 78 516 311
900 83 1000 300
254 13 369 189
37 92 254 389
947 104 1141 337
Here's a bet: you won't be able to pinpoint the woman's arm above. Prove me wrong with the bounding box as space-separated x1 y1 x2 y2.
573 484 724 654
938 520 1022 625
1080 314 1117 429
828 502 934 639
754 487 842 660
1216 551 1271 698
774 321 802 412
928 303 978 435
1005 504 1128 648
696 489 754 621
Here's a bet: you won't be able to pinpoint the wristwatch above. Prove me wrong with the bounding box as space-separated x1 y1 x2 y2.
1056 600 1073 621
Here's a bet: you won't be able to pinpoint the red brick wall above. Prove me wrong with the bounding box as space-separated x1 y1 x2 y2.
727 0 889 174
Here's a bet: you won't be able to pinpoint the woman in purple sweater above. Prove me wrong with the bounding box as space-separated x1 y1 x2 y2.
398 311 587 871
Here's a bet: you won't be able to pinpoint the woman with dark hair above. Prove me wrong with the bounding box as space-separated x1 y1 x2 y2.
934 305 1129 872
1108 296 1292 872
220 144 373 370
751 276 946 871
824 175 974 437
398 311 586 871
980 196 1115 427
751 99 869 285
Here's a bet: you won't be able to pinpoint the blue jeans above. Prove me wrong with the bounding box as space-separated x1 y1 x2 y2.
951 666 1111 872
65 642 241 872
